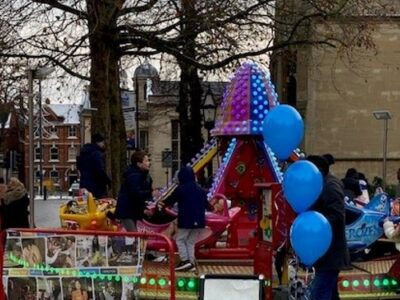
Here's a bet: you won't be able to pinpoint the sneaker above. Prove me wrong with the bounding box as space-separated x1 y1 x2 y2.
188 265 197 272
153 255 168 263
175 260 192 271
145 253 157 260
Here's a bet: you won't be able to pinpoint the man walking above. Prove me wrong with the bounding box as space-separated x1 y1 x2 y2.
77 133 111 199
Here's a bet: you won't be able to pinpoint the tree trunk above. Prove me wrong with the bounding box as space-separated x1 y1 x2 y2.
86 0 126 196
178 0 203 165
178 63 203 165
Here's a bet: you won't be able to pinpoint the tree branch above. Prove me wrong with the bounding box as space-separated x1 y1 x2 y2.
32 0 87 18
0 52 89 80
119 0 160 15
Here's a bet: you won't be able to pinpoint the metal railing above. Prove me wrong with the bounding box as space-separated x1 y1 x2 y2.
0 228 176 300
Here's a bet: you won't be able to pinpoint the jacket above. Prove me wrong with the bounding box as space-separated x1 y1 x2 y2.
77 143 111 199
383 220 400 251
311 173 351 271
164 166 208 229
114 165 153 220
2 187 30 229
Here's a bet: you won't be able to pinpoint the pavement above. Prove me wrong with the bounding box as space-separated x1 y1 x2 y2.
34 193 73 229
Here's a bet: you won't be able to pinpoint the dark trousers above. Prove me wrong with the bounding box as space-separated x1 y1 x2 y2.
311 269 340 300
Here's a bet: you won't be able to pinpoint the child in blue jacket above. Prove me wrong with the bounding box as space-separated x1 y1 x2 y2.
163 166 209 272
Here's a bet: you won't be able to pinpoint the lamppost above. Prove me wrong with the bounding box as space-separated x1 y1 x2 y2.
134 76 140 150
201 86 217 179
373 110 392 190
27 66 55 227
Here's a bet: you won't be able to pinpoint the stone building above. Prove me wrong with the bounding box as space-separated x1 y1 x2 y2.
272 3 400 187
132 63 225 187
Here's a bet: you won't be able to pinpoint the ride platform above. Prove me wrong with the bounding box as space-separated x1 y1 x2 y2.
138 259 254 299
338 257 400 299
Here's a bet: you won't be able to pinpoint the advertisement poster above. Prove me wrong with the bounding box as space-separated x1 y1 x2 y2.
3 231 145 300
121 91 136 131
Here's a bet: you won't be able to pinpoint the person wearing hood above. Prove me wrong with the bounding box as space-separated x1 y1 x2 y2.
77 133 111 199
307 155 350 300
2 177 30 229
162 166 209 272
341 168 362 203
114 150 159 232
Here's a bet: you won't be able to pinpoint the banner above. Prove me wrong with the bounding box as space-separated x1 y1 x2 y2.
121 91 136 131
3 231 146 300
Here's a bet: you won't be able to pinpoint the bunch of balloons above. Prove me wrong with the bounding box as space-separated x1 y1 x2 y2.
262 104 332 266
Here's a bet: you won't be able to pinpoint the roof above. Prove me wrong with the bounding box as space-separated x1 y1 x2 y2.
151 81 226 104
47 104 80 124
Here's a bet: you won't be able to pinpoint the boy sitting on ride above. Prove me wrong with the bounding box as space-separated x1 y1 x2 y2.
383 199 400 251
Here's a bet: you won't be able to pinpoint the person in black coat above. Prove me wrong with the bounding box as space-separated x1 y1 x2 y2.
162 166 209 272
77 133 111 199
114 150 158 231
341 168 362 202
307 155 351 300
2 177 30 229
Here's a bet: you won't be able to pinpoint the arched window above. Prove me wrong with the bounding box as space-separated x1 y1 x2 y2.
50 146 59 161
49 170 59 183
34 147 41 161
68 147 77 161
68 126 77 137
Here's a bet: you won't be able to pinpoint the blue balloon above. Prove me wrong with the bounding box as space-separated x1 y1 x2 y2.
283 160 323 213
262 105 304 160
290 211 332 266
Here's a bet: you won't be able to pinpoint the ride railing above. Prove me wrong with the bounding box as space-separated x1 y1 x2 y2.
0 228 176 300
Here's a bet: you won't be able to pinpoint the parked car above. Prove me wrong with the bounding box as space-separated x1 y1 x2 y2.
68 182 80 196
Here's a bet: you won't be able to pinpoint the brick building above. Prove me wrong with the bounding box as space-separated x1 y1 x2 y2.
23 103 81 192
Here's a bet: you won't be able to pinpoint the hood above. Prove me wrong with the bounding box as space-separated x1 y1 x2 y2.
306 155 329 176
178 166 195 184
81 143 103 154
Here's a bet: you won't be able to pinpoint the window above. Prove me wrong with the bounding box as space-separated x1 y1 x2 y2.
68 126 77 137
50 146 59 161
171 120 180 176
68 147 77 161
34 147 41 161
49 126 58 139
49 170 59 183
35 170 41 181
139 130 148 151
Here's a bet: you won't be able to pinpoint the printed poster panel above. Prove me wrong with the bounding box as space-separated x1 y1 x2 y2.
3 231 145 300
121 91 136 131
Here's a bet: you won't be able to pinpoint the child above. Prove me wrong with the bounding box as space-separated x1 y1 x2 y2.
161 166 209 272
383 199 400 251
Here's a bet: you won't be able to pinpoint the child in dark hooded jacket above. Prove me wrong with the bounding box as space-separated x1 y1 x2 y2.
162 166 209 272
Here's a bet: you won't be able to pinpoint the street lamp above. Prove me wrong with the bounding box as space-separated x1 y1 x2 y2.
27 66 55 227
201 86 217 179
373 110 392 190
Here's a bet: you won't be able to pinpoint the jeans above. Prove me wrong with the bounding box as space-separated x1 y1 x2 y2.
311 270 340 300
175 228 202 263
121 219 137 232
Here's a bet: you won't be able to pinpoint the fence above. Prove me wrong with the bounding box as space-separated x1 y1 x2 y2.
0 228 176 299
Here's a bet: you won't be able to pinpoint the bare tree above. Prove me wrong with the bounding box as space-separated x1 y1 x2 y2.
0 0 392 192
119 0 391 162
